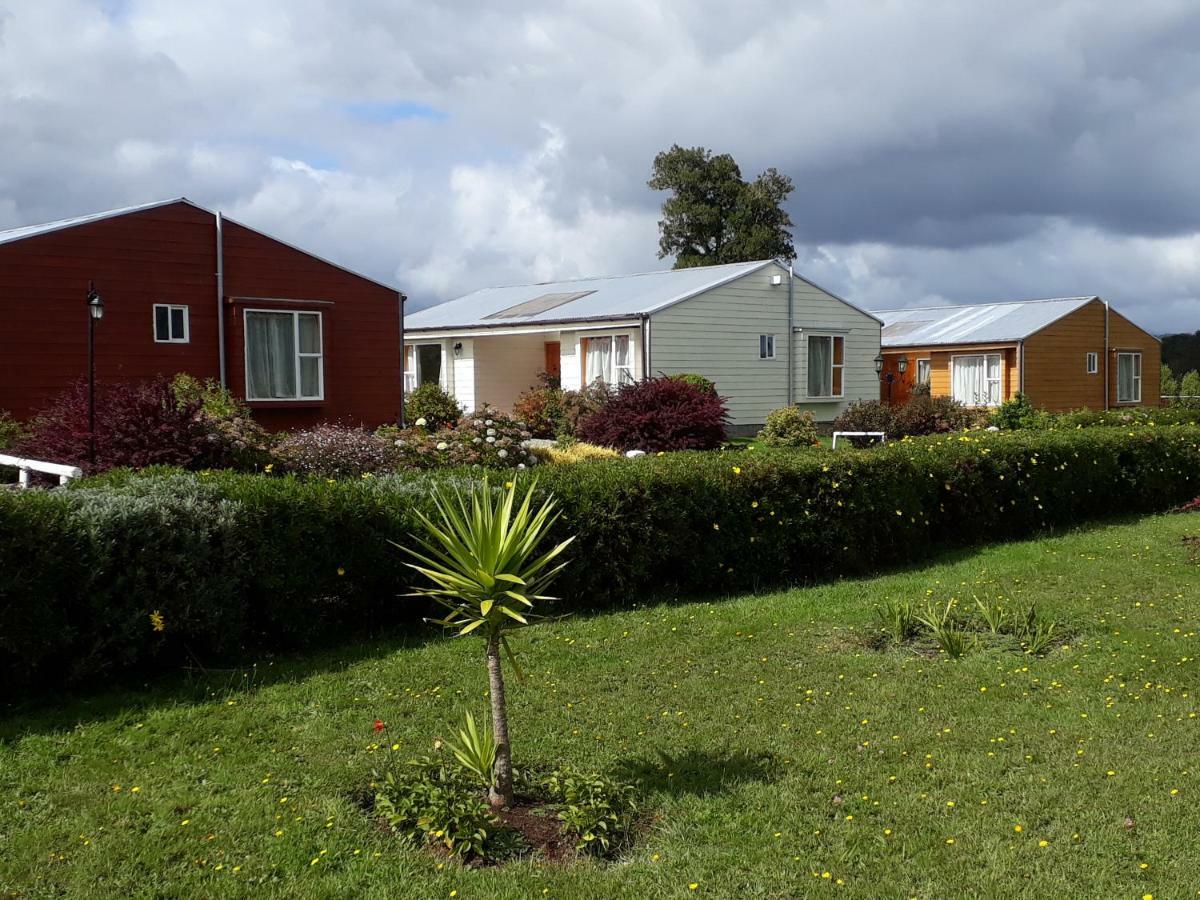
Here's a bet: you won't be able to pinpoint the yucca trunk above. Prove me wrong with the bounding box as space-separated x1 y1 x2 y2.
486 631 514 809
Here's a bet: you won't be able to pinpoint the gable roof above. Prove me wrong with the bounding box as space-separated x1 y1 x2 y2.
405 259 782 330
0 198 201 247
872 297 1098 347
0 198 402 295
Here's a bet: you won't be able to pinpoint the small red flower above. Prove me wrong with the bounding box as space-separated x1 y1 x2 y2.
373 719 385 733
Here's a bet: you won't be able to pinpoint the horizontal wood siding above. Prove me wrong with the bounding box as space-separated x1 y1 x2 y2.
0 203 219 420
0 202 403 430
222 220 402 430
650 268 880 425
1107 308 1161 407
881 345 1018 406
1022 300 1106 412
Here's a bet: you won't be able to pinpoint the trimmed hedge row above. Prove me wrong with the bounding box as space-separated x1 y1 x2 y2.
2 426 1199 696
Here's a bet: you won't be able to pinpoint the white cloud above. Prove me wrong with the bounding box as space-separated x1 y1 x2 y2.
0 0 1198 332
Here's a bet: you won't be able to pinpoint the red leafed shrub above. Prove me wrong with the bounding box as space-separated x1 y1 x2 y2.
19 377 224 474
577 377 728 452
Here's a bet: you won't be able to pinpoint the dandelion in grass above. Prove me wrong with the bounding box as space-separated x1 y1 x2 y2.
149 610 165 632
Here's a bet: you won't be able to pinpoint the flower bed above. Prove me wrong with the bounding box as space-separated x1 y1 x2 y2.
2 426 1198 695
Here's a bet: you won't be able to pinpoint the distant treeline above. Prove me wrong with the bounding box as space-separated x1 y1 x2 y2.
1163 331 1200 375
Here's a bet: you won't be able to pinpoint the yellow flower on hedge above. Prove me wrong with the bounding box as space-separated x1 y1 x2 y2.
149 611 165 633
337 567 345 576
732 466 741 475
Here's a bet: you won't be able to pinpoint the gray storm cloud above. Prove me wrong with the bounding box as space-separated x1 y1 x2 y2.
1 0 1198 331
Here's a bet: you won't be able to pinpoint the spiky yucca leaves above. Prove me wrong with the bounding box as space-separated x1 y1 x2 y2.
403 477 574 809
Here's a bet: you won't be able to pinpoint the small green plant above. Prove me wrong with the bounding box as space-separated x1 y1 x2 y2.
917 598 974 659
974 596 1009 634
873 598 920 644
0 410 26 452
447 711 497 787
533 766 639 856
374 757 509 861
1008 604 1060 655
990 392 1044 430
665 372 717 396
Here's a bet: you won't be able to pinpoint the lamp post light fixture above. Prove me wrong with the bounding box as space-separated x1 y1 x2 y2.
876 353 909 405
86 281 104 466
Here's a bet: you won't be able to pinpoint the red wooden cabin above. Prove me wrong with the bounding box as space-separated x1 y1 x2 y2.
0 198 405 430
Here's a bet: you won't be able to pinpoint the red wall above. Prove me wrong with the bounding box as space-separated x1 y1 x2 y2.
0 201 402 430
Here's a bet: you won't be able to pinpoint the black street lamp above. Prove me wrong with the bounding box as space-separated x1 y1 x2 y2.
876 353 908 405
87 281 104 465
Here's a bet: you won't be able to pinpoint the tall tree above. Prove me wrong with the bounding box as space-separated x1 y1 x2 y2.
648 144 795 268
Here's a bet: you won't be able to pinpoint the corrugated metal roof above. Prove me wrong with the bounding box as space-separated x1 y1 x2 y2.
405 259 779 330
0 198 201 247
873 297 1097 347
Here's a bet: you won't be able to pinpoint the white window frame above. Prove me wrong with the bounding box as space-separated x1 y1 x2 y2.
243 309 324 401
1116 351 1142 403
806 334 845 399
405 342 446 394
759 334 776 360
583 333 635 386
916 358 931 385
153 304 190 343
950 353 1003 407
1086 352 1098 375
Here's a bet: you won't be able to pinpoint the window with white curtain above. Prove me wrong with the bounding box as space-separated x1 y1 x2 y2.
807 335 844 398
916 358 931 385
584 334 633 385
1117 352 1141 402
244 310 323 400
951 353 1002 406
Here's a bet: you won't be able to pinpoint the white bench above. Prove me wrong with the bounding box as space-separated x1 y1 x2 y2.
831 431 887 449
0 454 84 488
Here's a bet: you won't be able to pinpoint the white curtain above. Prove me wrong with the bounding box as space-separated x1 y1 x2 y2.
587 337 612 384
985 354 1002 405
614 335 633 384
246 312 296 399
952 356 983 405
1118 354 1136 401
808 336 831 396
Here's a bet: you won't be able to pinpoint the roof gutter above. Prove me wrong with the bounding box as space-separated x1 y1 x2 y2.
215 211 226 387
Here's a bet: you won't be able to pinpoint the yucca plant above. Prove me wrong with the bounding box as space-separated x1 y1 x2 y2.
403 477 574 809
448 711 497 787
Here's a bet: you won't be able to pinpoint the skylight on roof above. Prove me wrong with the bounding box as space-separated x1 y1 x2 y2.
482 290 596 319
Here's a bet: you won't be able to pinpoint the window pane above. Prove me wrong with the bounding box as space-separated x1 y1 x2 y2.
298 314 321 353
917 359 931 384
170 307 185 340
832 366 843 396
832 336 844 366
808 336 831 396
246 312 297 399
586 337 612 383
300 356 321 398
952 356 981 405
614 335 630 367
155 306 169 341
1118 355 1133 401
417 344 442 386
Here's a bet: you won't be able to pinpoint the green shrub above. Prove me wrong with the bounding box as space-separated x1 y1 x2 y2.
758 406 819 448
4 426 1200 694
404 383 462 430
0 410 25 451
391 409 536 470
171 374 273 469
891 395 977 436
666 373 717 395
1161 364 1180 402
560 381 614 436
512 384 569 438
833 399 894 434
533 766 639 856
990 393 1045 430
1179 371 1200 409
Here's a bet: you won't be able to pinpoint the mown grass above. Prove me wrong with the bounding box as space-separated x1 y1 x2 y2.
2 513 1198 898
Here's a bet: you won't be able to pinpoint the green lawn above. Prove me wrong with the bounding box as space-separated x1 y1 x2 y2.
3 514 1199 899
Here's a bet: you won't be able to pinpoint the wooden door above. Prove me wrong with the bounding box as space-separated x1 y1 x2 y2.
544 341 561 381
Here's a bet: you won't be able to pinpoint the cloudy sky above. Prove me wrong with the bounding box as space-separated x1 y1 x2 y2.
2 0 1199 332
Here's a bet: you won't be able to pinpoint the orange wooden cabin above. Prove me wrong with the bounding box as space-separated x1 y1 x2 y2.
872 297 1160 411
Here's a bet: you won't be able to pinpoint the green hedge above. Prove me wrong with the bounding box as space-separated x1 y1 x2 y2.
3 427 1199 696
